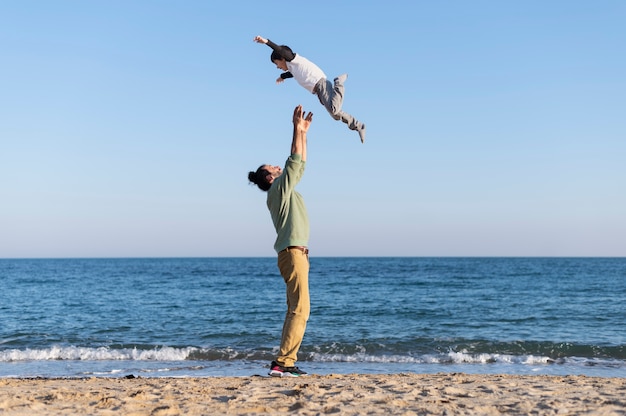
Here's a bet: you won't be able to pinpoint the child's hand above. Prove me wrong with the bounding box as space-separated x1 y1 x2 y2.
254 36 268 44
275 77 284 84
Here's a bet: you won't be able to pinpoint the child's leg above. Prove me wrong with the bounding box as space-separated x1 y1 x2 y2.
315 79 361 130
315 78 365 142
315 78 344 116
330 75 346 115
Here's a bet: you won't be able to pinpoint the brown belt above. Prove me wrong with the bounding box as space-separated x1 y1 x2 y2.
283 246 309 255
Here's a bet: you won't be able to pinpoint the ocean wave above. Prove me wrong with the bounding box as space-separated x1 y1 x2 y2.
1 345 624 371
0 346 196 362
305 351 555 365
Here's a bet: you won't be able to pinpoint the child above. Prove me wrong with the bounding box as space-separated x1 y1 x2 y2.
254 35 365 143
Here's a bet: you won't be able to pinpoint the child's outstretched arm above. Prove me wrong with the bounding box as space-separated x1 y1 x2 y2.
253 35 295 61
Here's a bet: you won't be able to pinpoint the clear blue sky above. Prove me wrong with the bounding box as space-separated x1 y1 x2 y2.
1 1 624 258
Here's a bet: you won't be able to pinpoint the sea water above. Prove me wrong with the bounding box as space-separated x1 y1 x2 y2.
1 257 624 378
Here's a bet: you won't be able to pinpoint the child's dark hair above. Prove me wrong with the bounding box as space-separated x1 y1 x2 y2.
271 45 294 63
248 165 271 191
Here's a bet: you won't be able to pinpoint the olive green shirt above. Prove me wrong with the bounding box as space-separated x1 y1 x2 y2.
267 153 309 253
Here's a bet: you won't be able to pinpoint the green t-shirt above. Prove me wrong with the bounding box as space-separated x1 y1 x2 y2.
266 154 310 253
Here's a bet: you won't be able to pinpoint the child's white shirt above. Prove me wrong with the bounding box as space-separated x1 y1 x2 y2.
286 54 327 93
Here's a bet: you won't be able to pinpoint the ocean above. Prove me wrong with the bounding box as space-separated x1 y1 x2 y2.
1 257 624 378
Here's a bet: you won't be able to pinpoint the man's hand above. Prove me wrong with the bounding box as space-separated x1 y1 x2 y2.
291 105 312 161
293 105 313 133
253 35 268 44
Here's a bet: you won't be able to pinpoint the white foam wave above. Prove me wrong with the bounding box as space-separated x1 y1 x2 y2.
0 346 196 362
0 346 599 368
446 351 553 365
309 351 554 365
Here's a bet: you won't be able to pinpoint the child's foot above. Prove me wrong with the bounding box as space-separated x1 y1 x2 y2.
357 123 366 143
334 74 348 85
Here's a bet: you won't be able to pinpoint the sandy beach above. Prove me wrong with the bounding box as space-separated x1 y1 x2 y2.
1 373 625 415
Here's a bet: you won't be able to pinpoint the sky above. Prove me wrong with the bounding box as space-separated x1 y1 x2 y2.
1 1 625 258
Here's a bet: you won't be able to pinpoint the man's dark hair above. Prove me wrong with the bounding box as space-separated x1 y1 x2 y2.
248 165 271 191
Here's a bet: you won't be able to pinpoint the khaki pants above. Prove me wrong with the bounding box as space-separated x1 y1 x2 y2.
276 247 310 367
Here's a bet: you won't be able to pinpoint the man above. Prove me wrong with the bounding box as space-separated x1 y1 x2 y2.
247 104 313 377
